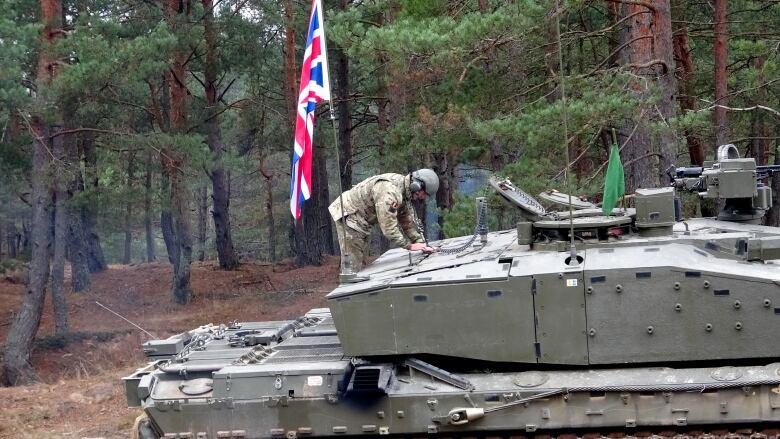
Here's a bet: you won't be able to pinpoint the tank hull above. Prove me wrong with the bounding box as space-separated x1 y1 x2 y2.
125 309 780 439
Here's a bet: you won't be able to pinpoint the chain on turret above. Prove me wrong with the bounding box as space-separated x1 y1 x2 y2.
435 198 489 255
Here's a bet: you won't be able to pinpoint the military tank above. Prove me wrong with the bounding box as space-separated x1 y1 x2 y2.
126 144 780 439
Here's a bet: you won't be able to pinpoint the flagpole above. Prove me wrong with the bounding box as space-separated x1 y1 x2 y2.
317 1 354 278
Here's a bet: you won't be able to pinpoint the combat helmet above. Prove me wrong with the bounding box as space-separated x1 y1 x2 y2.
410 168 439 196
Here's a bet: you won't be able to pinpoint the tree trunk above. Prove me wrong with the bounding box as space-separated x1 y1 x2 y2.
208 164 236 268
196 184 207 262
333 0 352 191
713 0 728 146
65 132 91 292
144 147 157 262
294 219 321 266
170 169 193 303
295 142 332 265
80 131 106 272
6 220 18 259
203 0 238 269
282 0 303 262
751 114 768 166
606 0 621 67
545 3 562 102
66 212 91 292
21 218 32 260
671 0 705 166
315 144 334 255
3 121 53 385
123 150 136 264
259 161 276 262
164 0 193 304
160 170 176 264
282 0 297 124
644 0 677 182
617 0 678 192
751 56 768 166
434 152 455 240
51 128 69 335
2 0 61 385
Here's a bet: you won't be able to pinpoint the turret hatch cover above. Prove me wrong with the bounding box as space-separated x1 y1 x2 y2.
490 176 547 219
538 190 597 210
179 378 214 395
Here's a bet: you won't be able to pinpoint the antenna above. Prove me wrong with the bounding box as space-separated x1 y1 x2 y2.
555 0 578 265
94 301 156 339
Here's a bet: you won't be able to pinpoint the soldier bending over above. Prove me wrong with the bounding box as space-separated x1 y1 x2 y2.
328 169 439 271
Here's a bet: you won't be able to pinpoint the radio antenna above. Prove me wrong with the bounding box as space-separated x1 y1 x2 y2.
555 0 578 265
95 301 156 339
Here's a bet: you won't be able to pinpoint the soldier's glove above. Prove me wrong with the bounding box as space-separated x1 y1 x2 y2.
409 242 437 254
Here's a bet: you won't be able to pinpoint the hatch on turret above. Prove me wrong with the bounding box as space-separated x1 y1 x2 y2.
538 189 597 210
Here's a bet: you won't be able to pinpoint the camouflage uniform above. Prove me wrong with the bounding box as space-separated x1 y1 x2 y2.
329 173 425 271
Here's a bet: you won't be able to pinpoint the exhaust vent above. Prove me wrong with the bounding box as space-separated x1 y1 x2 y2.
346 364 393 396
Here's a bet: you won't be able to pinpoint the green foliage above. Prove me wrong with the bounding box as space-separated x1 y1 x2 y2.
0 259 25 274
441 191 501 239
56 21 177 102
0 0 39 109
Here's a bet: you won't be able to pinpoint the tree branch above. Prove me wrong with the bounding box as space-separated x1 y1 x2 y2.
695 103 780 118
590 35 654 74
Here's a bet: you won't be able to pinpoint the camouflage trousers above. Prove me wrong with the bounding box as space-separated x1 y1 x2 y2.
332 219 370 272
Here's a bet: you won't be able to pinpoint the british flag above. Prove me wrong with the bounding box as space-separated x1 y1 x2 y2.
290 0 331 220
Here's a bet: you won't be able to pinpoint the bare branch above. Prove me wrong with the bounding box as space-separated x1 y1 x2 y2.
458 55 488 83
624 59 669 72
695 103 780 118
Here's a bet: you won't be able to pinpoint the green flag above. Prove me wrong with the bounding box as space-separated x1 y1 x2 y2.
602 142 625 215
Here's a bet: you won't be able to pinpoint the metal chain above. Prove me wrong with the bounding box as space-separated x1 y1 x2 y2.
437 200 489 255
411 202 429 247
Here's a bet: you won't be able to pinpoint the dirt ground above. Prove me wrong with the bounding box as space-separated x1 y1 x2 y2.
0 257 340 439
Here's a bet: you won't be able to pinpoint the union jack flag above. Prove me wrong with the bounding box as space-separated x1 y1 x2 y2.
290 0 331 220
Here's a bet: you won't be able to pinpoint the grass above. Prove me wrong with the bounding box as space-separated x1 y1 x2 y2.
0 259 25 274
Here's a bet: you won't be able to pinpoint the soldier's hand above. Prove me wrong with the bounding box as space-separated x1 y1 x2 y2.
409 243 437 254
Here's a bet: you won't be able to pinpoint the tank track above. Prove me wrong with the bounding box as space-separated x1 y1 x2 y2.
396 429 780 439
134 411 780 439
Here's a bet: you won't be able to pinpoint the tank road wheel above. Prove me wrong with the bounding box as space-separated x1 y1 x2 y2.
132 414 159 439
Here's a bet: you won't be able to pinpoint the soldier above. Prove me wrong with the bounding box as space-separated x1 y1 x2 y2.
329 169 439 271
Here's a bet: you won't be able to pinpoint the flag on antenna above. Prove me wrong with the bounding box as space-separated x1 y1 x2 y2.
602 140 625 216
290 0 331 220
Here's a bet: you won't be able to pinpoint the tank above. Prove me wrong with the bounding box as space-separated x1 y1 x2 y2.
126 144 780 438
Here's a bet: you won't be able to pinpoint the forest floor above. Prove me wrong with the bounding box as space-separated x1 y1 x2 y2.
0 256 340 439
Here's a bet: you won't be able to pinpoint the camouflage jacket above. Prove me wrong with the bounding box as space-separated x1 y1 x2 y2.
328 173 424 249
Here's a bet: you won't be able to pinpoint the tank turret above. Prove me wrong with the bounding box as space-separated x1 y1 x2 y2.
670 144 775 223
